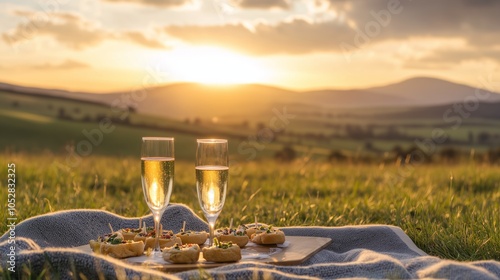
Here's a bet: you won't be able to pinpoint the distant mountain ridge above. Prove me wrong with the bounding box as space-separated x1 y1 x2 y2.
368 77 500 105
1 77 500 120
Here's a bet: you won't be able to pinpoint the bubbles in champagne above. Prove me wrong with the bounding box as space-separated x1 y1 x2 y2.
196 165 228 215
141 157 174 211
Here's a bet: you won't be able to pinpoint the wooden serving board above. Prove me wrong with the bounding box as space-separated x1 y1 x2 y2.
75 236 331 272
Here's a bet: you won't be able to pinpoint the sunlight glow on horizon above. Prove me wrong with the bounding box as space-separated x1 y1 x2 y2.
160 46 271 85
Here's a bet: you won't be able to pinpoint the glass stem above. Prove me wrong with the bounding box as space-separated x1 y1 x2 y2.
209 222 215 246
206 214 218 246
153 212 161 252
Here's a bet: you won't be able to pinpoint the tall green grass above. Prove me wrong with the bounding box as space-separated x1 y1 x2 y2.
0 152 498 261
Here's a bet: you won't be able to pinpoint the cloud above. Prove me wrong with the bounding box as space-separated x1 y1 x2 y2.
11 9 81 21
163 0 500 64
2 10 167 50
328 0 500 45
122 31 167 49
33 59 90 70
165 18 354 55
232 0 291 10
102 0 192 8
2 10 107 49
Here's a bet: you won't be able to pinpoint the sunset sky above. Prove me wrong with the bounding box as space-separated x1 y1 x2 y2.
1 0 499 92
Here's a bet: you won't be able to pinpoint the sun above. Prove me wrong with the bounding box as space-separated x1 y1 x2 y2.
163 46 269 85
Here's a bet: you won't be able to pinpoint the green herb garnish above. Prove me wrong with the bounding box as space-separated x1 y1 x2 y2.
266 225 273 233
213 238 233 249
107 233 123 244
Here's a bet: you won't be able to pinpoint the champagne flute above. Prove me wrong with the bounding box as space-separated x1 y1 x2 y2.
141 137 174 254
196 139 228 246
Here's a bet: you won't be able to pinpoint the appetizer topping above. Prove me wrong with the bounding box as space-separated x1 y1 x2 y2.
136 232 148 238
213 238 233 249
121 227 142 233
159 230 175 239
171 243 197 250
107 232 124 244
178 230 204 236
250 224 275 233
266 225 273 234
97 233 112 243
216 227 247 236
136 229 174 238
244 224 266 230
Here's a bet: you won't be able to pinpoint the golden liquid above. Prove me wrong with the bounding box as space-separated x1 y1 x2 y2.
196 166 228 215
141 157 174 211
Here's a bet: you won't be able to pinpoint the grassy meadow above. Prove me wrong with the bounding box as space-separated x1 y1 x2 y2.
1 152 498 262
1 89 500 265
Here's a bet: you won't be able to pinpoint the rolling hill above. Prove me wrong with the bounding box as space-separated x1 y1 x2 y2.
2 77 500 158
368 77 500 106
1 77 500 121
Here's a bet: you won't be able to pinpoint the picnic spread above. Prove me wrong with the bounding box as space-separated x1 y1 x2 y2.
1 204 499 279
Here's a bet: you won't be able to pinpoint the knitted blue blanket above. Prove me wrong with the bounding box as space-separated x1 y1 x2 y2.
1 204 499 279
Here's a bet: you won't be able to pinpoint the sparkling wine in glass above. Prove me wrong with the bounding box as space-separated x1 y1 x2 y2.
196 139 228 246
141 137 174 254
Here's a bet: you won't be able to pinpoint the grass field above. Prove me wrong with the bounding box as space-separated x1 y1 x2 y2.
1 89 500 266
1 152 498 262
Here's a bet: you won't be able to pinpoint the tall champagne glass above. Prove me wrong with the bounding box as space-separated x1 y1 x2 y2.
196 139 228 246
141 137 174 254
